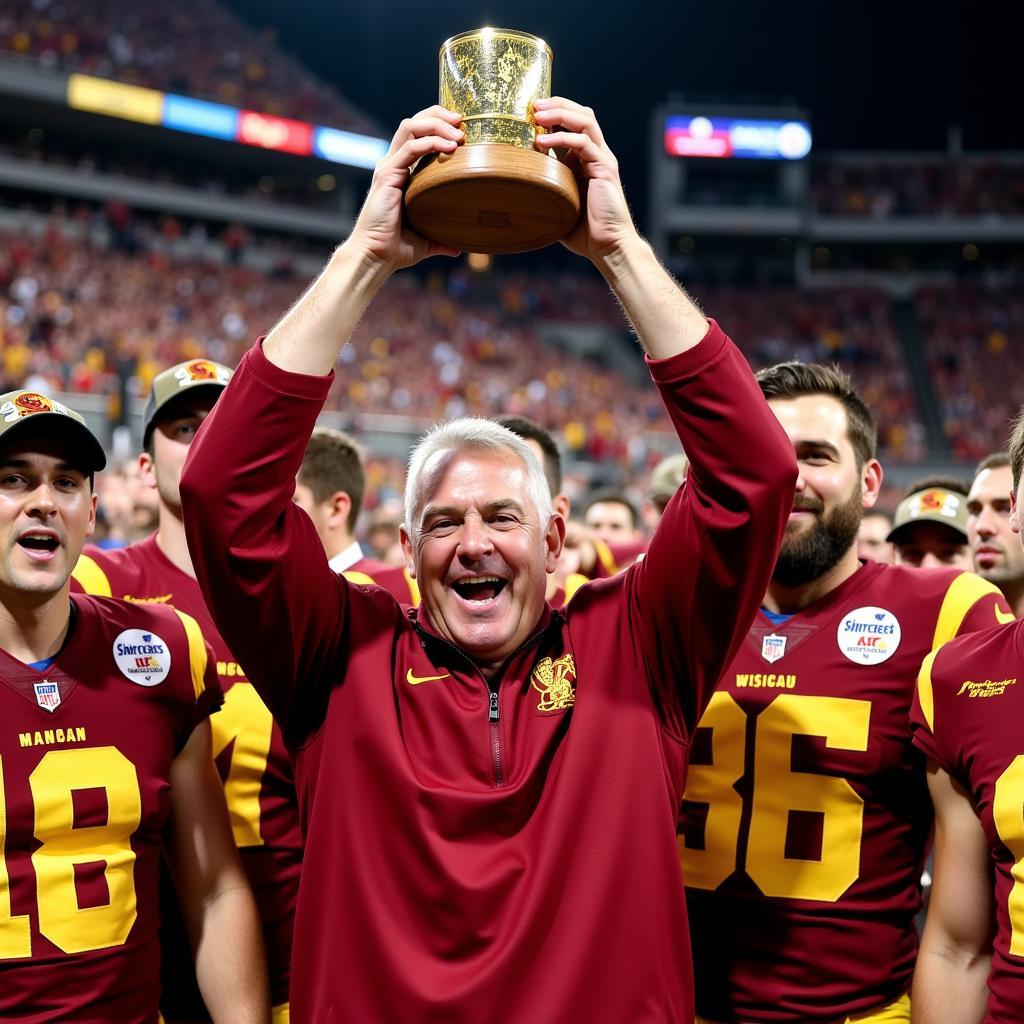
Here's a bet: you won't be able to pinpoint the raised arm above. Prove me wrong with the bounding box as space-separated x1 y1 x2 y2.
532 97 708 359
533 100 795 733
262 107 463 376
911 761 993 1024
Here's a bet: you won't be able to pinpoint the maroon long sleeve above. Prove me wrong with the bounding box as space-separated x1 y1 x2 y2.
181 319 795 1023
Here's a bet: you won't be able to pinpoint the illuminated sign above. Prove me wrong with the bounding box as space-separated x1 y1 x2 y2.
314 127 388 170
163 95 237 141
237 111 314 156
664 115 812 160
68 73 163 125
65 72 389 169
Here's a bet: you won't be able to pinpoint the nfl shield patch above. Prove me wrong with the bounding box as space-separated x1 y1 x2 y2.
761 633 787 664
34 680 61 712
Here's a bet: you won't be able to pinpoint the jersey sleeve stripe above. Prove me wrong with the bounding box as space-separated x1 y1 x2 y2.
563 572 588 604
931 571 1006 650
341 570 376 586
917 647 940 733
594 539 618 576
172 608 210 700
71 554 112 597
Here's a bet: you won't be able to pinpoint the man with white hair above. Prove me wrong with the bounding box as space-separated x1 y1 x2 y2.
180 100 796 1022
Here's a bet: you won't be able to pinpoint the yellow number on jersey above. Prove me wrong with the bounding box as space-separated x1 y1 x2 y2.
680 693 872 903
0 748 142 958
993 755 1024 956
0 758 31 958
210 682 274 847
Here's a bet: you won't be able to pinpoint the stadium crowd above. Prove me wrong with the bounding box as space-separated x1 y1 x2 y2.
813 158 1024 218
1 83 1024 1024
1 214 956 476
918 284 1024 459
0 0 377 133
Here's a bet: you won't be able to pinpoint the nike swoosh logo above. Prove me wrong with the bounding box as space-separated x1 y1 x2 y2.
406 669 452 686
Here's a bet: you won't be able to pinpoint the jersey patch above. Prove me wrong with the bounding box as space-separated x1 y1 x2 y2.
837 606 901 665
33 680 61 712
761 633 787 663
113 629 171 686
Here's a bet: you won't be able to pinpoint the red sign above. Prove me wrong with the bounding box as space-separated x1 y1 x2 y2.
237 111 313 156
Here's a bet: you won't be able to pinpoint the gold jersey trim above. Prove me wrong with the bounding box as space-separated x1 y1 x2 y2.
917 647 939 733
931 572 1009 651
172 608 209 700
71 553 112 597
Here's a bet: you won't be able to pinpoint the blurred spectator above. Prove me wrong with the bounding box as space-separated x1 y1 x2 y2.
888 477 972 571
813 159 1024 218
857 508 893 564
918 285 1024 459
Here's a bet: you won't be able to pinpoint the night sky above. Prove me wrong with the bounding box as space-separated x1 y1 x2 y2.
223 0 1017 204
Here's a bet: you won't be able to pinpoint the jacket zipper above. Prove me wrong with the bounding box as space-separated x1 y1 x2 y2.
488 687 504 788
413 616 560 791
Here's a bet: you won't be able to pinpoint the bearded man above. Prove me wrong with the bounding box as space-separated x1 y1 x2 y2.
678 362 1013 1024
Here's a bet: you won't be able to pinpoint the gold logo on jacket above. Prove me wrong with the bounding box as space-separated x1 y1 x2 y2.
531 654 576 712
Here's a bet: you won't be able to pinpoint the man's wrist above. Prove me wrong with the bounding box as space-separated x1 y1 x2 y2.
592 233 656 288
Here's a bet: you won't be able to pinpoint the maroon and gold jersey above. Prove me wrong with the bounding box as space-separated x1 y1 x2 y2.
341 555 419 604
73 535 299 1008
912 619 1024 1024
0 594 217 1023
680 561 1012 1022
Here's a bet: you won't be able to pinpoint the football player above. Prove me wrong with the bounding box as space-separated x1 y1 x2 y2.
679 362 1012 1023
72 361 294 1022
967 452 1024 617
294 426 417 602
909 430 1024 1023
0 389 267 1022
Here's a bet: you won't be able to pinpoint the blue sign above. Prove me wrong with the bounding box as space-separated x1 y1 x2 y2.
314 127 389 170
163 94 238 141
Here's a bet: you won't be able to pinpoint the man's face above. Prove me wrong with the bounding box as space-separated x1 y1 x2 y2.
0 436 97 600
768 395 879 587
584 501 637 546
968 466 1024 586
141 395 217 513
893 522 971 570
401 449 563 670
857 514 893 563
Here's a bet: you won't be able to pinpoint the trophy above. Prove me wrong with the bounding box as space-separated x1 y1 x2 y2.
404 28 581 254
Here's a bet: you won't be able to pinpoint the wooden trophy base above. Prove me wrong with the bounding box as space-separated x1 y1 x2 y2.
405 144 580 255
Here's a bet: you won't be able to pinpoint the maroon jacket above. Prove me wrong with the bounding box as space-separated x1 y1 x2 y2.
180 321 795 1024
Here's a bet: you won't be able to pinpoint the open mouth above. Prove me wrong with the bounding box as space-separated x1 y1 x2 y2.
452 576 508 603
18 534 59 559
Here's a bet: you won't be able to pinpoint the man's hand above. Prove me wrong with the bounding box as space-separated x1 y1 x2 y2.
349 106 464 272
533 98 638 265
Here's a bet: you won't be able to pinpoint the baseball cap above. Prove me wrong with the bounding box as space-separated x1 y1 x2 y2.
142 358 233 444
0 391 106 472
648 452 689 500
887 486 968 543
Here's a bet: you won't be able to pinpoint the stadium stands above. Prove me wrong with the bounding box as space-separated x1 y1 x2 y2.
0 0 378 132
813 158 1024 218
917 285 1024 459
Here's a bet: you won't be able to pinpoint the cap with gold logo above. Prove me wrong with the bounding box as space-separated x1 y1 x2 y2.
142 359 233 444
0 391 106 471
887 486 968 543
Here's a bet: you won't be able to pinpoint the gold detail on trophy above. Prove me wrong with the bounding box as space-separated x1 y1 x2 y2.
441 29 552 149
404 27 580 254
531 654 577 713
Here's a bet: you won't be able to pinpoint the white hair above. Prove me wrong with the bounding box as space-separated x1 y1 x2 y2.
405 417 554 537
